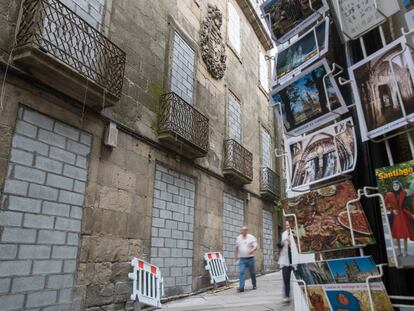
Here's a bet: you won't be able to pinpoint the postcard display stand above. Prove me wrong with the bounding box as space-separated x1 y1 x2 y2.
260 0 414 309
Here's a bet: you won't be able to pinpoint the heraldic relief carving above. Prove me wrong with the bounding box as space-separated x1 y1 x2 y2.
200 4 227 80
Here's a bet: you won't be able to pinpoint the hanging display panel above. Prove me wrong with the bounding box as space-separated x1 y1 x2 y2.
271 59 348 136
260 0 329 43
376 160 414 267
328 0 399 42
284 181 375 253
294 256 393 311
286 118 356 189
349 37 414 142
274 17 330 86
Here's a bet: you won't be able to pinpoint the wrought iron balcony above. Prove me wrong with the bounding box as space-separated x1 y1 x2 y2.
158 92 209 158
14 0 126 108
260 167 280 200
223 139 253 184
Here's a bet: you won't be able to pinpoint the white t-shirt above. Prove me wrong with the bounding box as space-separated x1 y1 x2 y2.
236 234 257 258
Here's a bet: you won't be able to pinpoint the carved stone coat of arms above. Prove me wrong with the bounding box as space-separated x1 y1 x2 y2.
200 4 227 80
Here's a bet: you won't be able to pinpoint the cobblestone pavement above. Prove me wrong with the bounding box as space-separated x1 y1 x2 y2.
163 271 295 311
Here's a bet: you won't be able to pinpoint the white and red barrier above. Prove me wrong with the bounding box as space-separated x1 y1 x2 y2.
128 258 163 308
204 252 229 287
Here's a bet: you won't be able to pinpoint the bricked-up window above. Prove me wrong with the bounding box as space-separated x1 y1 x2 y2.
261 127 272 169
259 51 269 91
228 2 241 55
170 32 196 105
61 0 106 31
228 94 242 143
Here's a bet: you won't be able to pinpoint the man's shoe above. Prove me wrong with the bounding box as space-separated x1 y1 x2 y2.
237 288 244 292
252 286 257 290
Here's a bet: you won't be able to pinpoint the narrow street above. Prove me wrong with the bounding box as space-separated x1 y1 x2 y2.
163 271 295 311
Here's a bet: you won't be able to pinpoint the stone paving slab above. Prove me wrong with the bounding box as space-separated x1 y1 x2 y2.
163 271 295 311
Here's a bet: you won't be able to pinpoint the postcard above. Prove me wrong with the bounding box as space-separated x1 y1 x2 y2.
275 17 330 85
326 257 377 283
329 0 399 42
286 118 356 189
349 37 414 142
375 160 414 267
284 181 375 253
271 59 347 136
294 257 393 311
260 0 329 43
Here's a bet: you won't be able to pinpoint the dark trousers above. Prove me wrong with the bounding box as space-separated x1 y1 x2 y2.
282 266 292 298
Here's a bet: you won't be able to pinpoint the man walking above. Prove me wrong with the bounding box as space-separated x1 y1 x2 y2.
235 225 258 292
278 220 294 303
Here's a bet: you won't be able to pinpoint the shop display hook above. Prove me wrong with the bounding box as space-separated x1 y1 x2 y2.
366 263 387 311
362 187 400 268
282 209 302 254
295 279 311 309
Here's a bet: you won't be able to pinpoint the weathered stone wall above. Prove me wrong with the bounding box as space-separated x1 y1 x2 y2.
0 0 280 310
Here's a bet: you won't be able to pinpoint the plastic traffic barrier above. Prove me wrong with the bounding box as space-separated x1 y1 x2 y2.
204 252 229 287
128 258 164 308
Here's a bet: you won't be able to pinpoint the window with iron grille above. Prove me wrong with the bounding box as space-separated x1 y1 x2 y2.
261 127 272 169
228 2 241 55
170 32 196 105
60 0 106 31
228 94 242 143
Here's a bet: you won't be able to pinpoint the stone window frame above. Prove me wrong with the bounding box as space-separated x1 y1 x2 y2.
258 48 270 96
164 17 199 106
226 0 243 63
225 89 243 144
259 123 273 170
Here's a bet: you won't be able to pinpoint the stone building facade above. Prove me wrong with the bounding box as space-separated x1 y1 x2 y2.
0 0 281 310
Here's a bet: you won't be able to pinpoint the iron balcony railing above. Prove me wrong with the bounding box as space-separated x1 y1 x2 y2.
159 92 209 154
260 167 280 198
16 0 126 99
223 139 253 181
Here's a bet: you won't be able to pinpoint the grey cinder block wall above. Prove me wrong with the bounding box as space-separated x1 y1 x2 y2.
0 106 91 311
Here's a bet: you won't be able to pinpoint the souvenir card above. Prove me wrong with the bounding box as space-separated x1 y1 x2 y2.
284 181 375 253
294 257 393 311
275 17 330 85
286 118 356 189
271 59 347 136
328 0 399 42
376 160 414 267
260 0 329 43
349 37 414 142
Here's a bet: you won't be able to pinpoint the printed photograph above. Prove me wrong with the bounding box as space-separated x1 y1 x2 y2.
329 0 383 41
325 284 393 311
294 262 334 285
275 17 329 83
349 38 414 141
272 59 347 136
301 285 331 311
260 0 328 43
283 181 375 253
288 118 355 187
376 160 414 267
326 257 378 283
